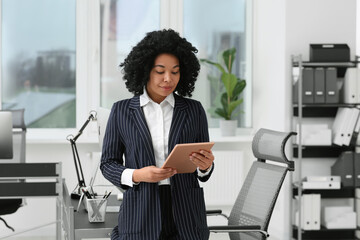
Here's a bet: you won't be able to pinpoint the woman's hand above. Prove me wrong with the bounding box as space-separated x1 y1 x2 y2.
133 166 177 183
190 150 215 171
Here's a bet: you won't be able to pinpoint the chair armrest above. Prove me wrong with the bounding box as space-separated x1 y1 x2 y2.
206 209 222 215
208 225 269 237
206 209 228 219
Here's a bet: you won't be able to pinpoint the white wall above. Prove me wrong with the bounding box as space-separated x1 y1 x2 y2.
252 0 357 239
253 0 289 238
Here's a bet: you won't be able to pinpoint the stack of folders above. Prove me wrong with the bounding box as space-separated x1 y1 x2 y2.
293 67 338 104
302 176 341 190
332 107 360 146
343 67 360 104
331 152 360 187
295 194 321 230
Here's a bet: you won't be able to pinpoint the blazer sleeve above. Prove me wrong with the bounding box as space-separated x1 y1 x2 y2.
196 101 214 182
100 103 129 190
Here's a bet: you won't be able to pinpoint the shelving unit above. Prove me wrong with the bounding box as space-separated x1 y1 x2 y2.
291 55 359 240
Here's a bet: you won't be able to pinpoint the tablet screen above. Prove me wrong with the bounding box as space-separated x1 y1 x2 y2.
162 142 214 173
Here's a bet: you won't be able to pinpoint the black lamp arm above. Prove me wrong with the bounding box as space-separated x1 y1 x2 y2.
72 111 97 142
66 110 97 193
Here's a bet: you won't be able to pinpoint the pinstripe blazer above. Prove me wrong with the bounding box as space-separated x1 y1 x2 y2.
100 94 213 240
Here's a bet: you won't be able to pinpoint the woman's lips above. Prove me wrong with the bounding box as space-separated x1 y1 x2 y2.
161 86 173 91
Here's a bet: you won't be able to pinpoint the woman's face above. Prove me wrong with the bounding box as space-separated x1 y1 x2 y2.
146 53 180 104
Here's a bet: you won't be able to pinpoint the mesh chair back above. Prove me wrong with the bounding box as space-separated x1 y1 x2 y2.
228 128 295 240
252 128 294 169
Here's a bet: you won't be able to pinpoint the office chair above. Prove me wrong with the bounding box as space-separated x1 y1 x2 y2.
0 109 26 231
207 128 296 240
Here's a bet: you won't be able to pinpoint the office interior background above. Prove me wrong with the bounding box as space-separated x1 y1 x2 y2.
0 0 359 239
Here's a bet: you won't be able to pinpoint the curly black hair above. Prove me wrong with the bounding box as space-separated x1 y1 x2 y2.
120 29 200 97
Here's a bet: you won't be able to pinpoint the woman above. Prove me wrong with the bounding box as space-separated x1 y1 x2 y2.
100 29 215 240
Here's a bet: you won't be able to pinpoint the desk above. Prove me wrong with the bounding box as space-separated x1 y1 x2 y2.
62 182 121 240
0 163 62 240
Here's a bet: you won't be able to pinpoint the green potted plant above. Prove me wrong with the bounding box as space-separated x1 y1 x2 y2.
200 47 246 136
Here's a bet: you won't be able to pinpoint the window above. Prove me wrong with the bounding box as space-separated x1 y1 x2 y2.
183 0 251 127
183 0 251 128
1 0 76 128
0 0 251 137
100 0 160 109
99 0 252 128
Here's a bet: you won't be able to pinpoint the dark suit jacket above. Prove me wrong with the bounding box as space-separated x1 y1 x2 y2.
100 94 213 240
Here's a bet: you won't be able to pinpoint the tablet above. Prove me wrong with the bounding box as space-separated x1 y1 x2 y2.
162 142 215 173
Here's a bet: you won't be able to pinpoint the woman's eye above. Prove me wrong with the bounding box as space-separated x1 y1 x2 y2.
156 71 164 74
172 72 179 75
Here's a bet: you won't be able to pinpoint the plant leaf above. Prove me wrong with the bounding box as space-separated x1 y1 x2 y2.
220 92 228 111
222 48 236 73
228 98 243 119
221 73 237 99
200 59 226 75
232 79 246 100
215 108 229 120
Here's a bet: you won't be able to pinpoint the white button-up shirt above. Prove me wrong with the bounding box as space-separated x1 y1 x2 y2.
121 89 211 186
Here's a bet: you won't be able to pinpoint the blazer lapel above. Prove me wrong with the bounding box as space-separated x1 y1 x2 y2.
168 94 188 153
129 96 155 165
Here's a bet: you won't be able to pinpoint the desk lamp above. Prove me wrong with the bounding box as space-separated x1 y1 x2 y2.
66 110 97 199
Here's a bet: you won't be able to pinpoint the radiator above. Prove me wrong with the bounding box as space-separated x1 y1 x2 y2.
200 150 244 206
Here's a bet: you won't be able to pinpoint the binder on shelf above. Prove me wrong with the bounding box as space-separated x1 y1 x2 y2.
332 107 347 146
303 68 314 103
350 107 360 146
343 67 358 104
354 153 360 187
293 68 314 104
304 176 340 182
314 67 325 103
302 181 340 189
343 108 360 146
331 151 354 187
311 194 321 230
295 194 313 230
295 194 321 230
325 67 339 103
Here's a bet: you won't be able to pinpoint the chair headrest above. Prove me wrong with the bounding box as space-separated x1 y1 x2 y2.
252 128 297 171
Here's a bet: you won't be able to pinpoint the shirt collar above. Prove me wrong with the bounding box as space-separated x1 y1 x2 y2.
140 88 175 108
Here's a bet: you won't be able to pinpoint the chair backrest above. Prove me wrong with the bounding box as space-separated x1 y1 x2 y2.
228 128 296 240
0 109 26 163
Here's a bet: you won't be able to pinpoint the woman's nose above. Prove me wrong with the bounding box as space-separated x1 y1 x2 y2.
164 72 171 82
